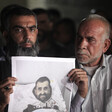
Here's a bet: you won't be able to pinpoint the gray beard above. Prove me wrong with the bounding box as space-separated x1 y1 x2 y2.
16 44 39 56
6 36 39 57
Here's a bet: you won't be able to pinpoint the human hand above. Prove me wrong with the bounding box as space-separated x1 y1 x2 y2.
0 77 17 111
67 69 88 98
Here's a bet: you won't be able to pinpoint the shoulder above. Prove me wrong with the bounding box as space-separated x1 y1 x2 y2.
105 54 112 64
104 55 112 75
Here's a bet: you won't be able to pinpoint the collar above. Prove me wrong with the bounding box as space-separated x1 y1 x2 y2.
101 54 106 68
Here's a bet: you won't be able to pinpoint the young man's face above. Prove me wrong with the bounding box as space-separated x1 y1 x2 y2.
35 80 51 102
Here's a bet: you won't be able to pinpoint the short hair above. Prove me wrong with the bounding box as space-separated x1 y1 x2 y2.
79 14 111 40
0 4 37 33
35 76 50 85
33 76 52 101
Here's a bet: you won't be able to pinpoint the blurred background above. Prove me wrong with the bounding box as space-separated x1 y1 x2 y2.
0 0 112 26
0 0 112 56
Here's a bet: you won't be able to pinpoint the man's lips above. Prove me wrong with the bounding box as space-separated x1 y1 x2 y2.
40 95 46 99
78 53 86 56
20 43 32 48
77 52 89 57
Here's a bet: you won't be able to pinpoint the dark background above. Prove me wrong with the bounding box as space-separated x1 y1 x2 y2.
0 0 112 46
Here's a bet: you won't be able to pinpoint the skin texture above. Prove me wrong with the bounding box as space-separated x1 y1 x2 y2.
0 15 38 111
68 19 111 98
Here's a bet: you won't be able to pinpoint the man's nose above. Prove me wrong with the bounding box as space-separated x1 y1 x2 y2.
24 29 31 39
78 38 88 49
41 89 45 94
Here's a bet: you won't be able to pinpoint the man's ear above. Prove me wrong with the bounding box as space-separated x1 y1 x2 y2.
2 31 8 43
103 39 111 53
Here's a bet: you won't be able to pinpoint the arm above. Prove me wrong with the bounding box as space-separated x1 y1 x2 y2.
0 77 17 112
71 92 84 112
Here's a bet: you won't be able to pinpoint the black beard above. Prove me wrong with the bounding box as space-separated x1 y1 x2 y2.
6 36 39 57
38 93 51 103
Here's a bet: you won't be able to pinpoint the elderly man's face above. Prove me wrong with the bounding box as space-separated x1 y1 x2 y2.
75 19 107 66
6 15 39 56
34 81 51 102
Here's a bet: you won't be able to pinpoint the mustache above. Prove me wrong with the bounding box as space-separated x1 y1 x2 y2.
39 93 47 97
19 39 34 46
77 50 89 56
16 41 39 56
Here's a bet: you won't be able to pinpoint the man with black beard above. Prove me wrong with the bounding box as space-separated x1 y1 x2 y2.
33 77 52 103
0 5 39 112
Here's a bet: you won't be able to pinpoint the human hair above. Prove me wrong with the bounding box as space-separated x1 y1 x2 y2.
33 76 51 94
33 76 52 101
80 14 111 41
35 76 51 85
0 4 37 33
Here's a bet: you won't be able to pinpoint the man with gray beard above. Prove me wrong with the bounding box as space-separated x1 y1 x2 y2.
68 14 112 112
0 5 39 112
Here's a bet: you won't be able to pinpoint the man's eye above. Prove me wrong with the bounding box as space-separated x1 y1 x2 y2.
30 28 36 32
87 37 95 43
88 38 92 42
44 87 48 90
14 28 23 33
37 87 42 91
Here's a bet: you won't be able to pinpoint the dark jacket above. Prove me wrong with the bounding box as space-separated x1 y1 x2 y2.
0 47 11 112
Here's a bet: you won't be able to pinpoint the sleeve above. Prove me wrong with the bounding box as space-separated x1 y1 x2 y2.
70 92 84 112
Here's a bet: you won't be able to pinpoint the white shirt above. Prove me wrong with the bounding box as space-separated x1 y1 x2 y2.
71 54 112 112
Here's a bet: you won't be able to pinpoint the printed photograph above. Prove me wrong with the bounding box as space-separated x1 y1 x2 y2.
11 76 67 112
9 57 75 112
